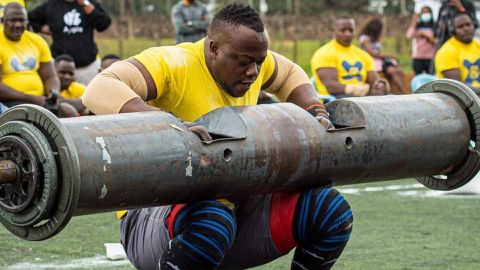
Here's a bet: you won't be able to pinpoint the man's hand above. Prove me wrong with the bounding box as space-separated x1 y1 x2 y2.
305 104 334 130
184 122 212 142
40 25 50 35
29 95 47 107
370 78 389 96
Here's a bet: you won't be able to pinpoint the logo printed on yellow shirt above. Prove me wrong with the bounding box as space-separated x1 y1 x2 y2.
464 59 480 87
10 56 36 71
341 61 363 82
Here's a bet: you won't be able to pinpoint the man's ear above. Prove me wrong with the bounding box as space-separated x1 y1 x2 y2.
208 39 219 60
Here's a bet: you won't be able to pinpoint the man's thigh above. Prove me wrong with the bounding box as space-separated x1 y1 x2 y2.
121 206 171 270
219 194 283 270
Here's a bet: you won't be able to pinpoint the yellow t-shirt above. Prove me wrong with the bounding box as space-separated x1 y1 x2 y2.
310 39 376 95
60 81 86 99
134 39 276 122
435 37 480 88
0 31 52 96
115 39 276 219
0 0 25 19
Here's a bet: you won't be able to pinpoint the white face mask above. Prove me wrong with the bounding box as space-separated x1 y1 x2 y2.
420 13 432 22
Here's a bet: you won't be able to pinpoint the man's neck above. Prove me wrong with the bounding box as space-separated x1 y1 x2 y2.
334 39 351 48
182 0 194 7
454 36 473 45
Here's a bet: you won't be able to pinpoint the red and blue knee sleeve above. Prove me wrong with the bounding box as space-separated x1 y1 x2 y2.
161 200 236 270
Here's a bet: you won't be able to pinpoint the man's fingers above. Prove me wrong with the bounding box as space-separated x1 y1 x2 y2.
316 116 335 130
188 125 212 142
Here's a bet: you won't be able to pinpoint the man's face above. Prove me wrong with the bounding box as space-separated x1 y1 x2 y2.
56 60 76 90
453 14 475 43
334 19 355 46
2 7 27 41
208 25 268 97
99 58 119 73
448 0 461 6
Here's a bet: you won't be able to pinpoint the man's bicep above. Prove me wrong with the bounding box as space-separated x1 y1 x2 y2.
317 68 339 84
442 69 462 81
38 62 55 80
126 58 157 100
366 71 379 85
262 52 310 101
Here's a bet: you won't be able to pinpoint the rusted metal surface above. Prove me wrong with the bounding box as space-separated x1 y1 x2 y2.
59 93 470 214
0 160 17 184
0 79 478 240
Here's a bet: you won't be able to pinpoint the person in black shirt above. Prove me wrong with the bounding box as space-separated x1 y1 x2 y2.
28 0 111 85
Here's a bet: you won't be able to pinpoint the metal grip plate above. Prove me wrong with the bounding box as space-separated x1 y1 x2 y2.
416 79 480 190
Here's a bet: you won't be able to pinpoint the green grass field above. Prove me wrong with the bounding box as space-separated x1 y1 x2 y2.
1 179 479 269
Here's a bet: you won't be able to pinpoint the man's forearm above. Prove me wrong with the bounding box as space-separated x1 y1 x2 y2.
286 84 324 109
43 76 60 96
119 97 161 113
60 98 86 112
0 83 38 103
323 80 347 95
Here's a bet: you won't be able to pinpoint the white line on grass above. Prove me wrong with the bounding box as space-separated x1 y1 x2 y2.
6 256 131 270
338 183 424 194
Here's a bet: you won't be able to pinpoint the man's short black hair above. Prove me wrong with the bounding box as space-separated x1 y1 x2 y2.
3 2 24 16
101 54 121 62
55 54 74 64
451 11 474 28
209 3 264 35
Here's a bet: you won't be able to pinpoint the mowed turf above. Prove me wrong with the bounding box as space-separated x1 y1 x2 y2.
1 179 479 269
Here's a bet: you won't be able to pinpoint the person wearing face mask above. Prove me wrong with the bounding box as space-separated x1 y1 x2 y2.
28 0 111 85
407 6 436 75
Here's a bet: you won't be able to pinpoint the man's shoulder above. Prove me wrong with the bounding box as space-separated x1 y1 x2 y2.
135 43 204 69
22 31 48 45
351 45 372 59
473 39 480 47
437 38 458 55
314 40 335 55
173 1 190 10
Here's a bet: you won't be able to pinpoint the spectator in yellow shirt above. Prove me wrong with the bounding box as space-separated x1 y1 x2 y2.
435 13 480 91
311 16 388 99
0 3 54 107
55 54 88 115
56 54 86 99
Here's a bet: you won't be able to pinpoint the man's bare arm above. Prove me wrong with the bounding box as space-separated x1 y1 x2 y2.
262 52 333 129
316 67 346 95
442 69 462 81
38 61 60 96
82 60 157 114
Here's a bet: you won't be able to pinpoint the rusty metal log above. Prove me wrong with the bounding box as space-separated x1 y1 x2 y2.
0 79 479 241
